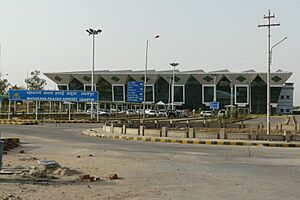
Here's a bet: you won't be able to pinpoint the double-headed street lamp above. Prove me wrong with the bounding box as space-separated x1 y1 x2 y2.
86 28 102 120
170 62 179 110
143 35 160 120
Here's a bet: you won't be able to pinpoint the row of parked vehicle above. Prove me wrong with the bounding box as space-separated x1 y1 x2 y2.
200 109 228 117
123 109 188 118
86 108 189 118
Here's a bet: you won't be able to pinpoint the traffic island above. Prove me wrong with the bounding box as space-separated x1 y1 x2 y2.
82 129 300 148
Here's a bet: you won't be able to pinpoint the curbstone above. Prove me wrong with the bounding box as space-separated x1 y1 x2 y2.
83 131 300 148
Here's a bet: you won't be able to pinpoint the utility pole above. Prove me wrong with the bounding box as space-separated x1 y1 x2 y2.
258 10 280 135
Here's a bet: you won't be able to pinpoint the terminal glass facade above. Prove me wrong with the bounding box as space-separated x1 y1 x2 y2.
155 77 169 104
203 86 214 103
251 76 267 114
146 85 154 102
174 85 184 102
216 76 231 107
113 85 124 102
270 87 282 103
58 85 68 90
236 86 248 104
185 76 202 109
97 78 112 101
69 78 84 90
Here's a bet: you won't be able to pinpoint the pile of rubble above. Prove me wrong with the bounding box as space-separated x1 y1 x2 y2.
2 193 22 200
18 160 81 179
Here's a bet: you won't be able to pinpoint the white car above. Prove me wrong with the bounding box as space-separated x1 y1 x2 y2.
158 110 167 117
126 109 136 116
217 109 227 117
200 111 212 117
147 110 158 117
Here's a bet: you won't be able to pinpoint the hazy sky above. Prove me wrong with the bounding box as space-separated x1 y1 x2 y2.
0 0 299 104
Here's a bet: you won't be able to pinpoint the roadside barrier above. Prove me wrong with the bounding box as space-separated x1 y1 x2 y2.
82 130 300 148
0 120 38 125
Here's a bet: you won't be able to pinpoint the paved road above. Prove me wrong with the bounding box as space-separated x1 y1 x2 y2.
1 124 300 200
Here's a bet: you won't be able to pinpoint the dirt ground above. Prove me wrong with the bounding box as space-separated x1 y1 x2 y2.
0 141 162 200
1 124 300 200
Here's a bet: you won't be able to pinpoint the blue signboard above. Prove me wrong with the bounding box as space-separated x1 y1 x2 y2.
127 81 144 102
9 90 99 102
209 101 220 110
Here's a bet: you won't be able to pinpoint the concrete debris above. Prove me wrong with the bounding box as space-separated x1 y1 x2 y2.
107 174 118 180
52 167 81 176
18 161 81 178
38 160 61 169
0 166 27 175
2 193 22 200
79 174 102 182
19 157 38 161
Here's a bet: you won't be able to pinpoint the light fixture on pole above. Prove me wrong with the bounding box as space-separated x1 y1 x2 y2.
143 35 160 120
271 37 287 65
170 62 179 111
86 28 102 120
258 10 280 135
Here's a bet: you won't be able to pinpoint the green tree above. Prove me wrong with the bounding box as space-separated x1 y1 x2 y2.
0 78 10 95
11 84 25 90
25 70 47 90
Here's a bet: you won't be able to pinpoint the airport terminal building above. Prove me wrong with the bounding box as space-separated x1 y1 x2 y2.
44 69 294 114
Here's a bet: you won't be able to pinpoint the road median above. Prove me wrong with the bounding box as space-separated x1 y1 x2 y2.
82 129 300 148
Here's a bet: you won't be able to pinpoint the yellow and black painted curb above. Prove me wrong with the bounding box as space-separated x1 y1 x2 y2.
99 134 300 148
0 120 101 124
39 120 101 124
0 120 38 125
1 137 20 150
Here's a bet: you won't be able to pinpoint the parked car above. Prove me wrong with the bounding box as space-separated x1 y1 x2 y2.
98 109 110 116
166 110 177 118
86 108 97 115
217 109 227 117
176 110 188 118
147 110 158 117
200 110 212 117
136 109 144 115
118 109 127 114
158 109 167 117
145 109 151 115
126 109 136 116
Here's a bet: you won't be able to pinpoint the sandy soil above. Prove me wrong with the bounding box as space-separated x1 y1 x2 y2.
0 143 162 200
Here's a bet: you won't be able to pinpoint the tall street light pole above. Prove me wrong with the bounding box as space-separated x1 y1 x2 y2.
170 62 179 110
86 28 102 120
143 35 159 120
258 10 280 135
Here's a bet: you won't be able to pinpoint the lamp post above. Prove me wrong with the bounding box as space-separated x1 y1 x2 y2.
143 35 159 120
86 28 102 120
271 37 287 65
170 62 179 110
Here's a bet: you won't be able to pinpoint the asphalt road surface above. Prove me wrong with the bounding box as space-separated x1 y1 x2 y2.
1 124 300 200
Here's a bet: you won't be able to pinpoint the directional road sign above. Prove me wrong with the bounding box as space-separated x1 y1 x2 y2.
127 81 144 102
209 101 220 110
